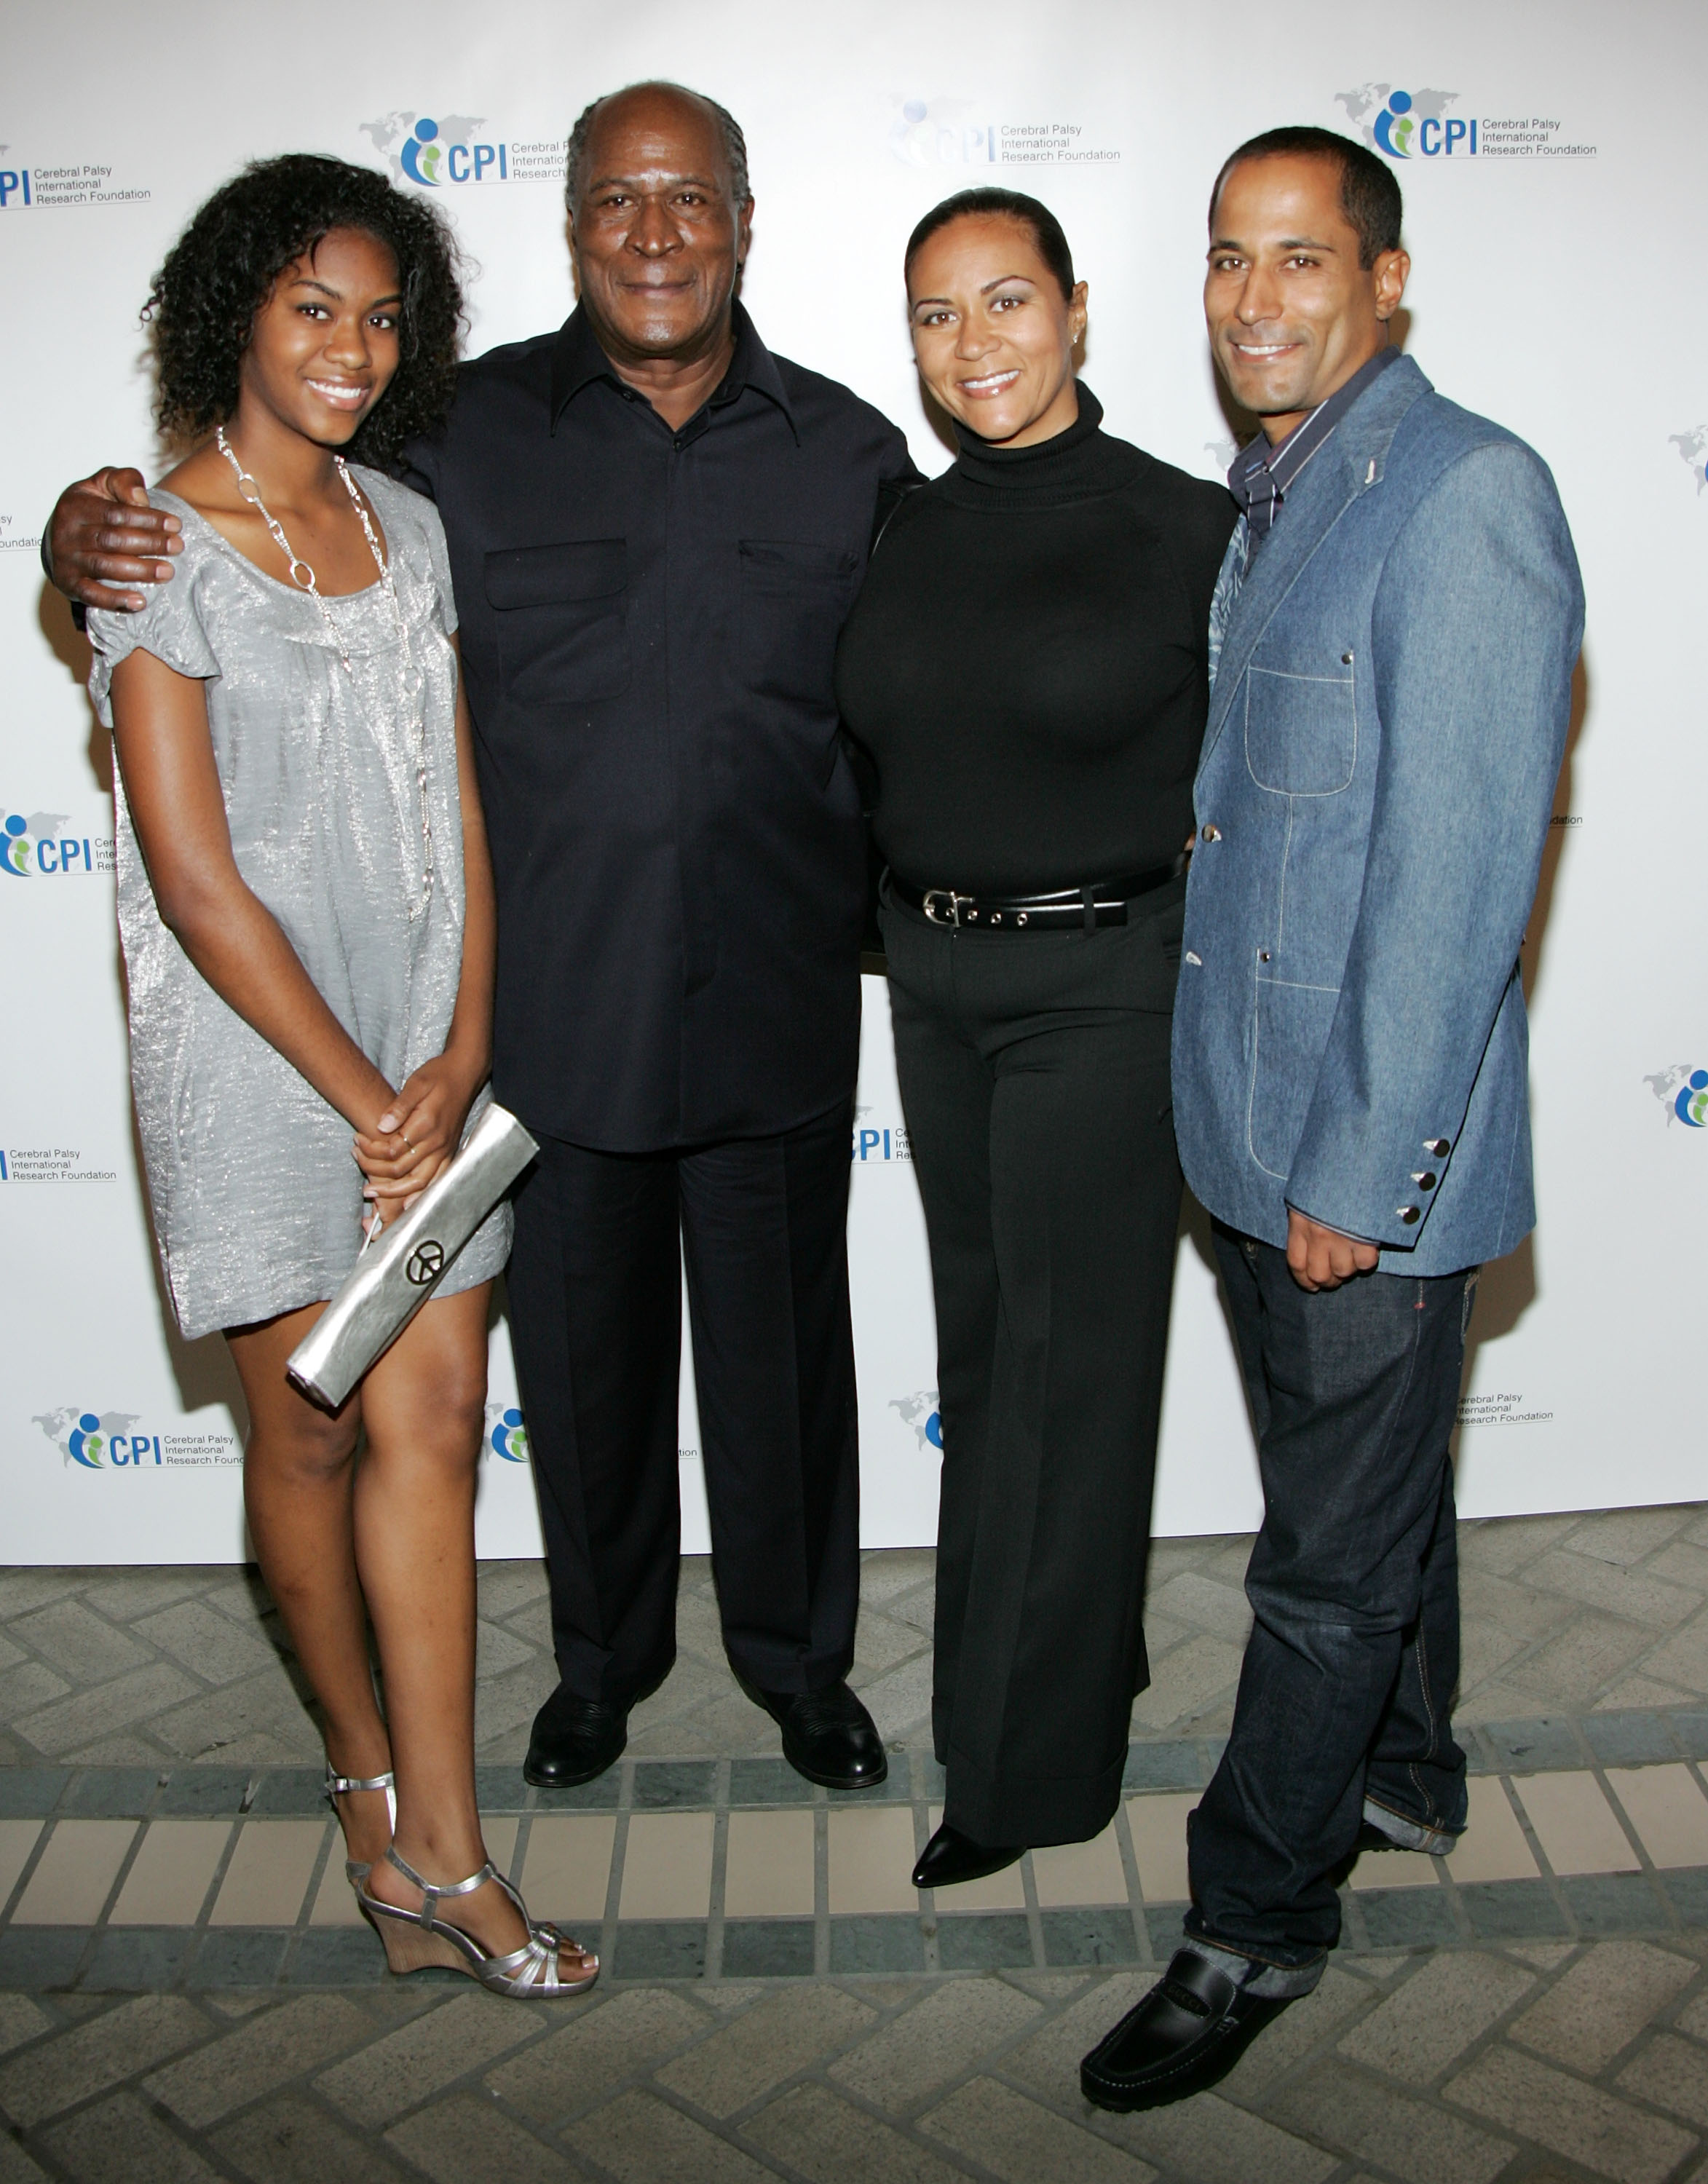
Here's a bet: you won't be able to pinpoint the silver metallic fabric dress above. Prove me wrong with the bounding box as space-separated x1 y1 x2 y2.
87 470 509 1342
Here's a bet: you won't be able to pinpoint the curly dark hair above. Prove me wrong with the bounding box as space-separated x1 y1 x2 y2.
144 154 465 469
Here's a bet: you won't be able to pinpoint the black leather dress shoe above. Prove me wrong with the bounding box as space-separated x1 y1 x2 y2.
911 1821 1023 1892
523 1690 627 1789
752 1681 887 1791
1080 1948 1294 2112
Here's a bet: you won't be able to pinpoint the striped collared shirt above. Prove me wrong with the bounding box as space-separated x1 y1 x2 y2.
1227 344 1400 556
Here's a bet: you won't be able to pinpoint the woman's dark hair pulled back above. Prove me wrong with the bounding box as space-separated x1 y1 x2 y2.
144 153 465 470
905 187 1075 300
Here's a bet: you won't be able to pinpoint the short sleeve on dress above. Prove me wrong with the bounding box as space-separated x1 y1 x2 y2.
416 492 459 633
86 510 221 727
353 468 459 636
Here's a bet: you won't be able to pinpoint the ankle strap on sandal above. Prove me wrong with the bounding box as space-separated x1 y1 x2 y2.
325 1767 396 1797
384 1843 497 1912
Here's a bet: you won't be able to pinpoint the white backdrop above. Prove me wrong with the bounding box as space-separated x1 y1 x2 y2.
3 0 1704 1563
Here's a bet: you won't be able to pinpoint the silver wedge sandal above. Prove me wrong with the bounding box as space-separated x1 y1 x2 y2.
325 1765 397 1888
357 1843 598 1996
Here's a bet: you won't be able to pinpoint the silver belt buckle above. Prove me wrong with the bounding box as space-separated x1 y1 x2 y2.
922 888 968 927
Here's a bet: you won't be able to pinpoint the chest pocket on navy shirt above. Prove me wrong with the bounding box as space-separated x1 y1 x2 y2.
739 540 858 711
484 538 629 705
1243 662 1357 796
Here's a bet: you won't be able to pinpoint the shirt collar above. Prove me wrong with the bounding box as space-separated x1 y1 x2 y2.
549 298 798 440
1228 343 1401 515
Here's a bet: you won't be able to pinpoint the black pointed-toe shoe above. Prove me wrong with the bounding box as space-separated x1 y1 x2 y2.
523 1689 628 1789
910 1821 1024 1892
751 1681 887 1791
1080 1948 1294 2113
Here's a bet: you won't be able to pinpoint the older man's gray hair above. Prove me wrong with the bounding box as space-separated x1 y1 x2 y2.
564 82 751 212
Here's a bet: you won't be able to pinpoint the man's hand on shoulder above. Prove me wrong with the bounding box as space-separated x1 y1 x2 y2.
1285 1209 1380 1292
47 468 181 613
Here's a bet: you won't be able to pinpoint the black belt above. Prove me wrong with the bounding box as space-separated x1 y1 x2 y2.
887 856 1187 932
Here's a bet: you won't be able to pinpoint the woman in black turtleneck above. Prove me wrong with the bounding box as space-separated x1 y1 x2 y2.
836 189 1236 1888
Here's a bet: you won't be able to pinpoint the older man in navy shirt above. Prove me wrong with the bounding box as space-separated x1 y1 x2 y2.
49 82 919 1794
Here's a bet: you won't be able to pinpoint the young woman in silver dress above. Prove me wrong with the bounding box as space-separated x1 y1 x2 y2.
86 157 593 1995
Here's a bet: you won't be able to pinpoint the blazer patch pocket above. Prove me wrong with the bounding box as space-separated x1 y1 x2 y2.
1249 976 1340 1179
740 539 858 710
483 538 629 705
1244 664 1356 796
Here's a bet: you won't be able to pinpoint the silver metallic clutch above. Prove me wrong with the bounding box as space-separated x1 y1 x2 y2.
287 1102 538 1409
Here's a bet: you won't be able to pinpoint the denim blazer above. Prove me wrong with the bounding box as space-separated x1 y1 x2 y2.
1171 356 1584 1274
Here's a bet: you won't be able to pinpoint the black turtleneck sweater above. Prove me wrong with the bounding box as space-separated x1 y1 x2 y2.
834 386 1237 897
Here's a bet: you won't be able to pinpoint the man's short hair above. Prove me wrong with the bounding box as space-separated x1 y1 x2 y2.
1209 127 1402 269
565 82 751 213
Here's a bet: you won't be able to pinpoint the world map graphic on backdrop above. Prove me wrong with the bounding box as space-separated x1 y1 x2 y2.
1647 1067 1708 1128
890 1391 942 1454
33 1409 141 1469
1672 429 1708 493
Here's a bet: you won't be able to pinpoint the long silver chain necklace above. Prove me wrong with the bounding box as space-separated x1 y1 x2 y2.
216 425 433 916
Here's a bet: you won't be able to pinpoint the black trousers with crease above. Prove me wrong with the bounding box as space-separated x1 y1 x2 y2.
880 878 1185 1846
505 1100 861 1710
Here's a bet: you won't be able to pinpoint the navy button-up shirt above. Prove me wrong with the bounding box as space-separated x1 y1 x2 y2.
405 304 917 1150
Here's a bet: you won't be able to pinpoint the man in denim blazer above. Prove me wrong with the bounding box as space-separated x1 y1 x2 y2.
1083 128 1584 2113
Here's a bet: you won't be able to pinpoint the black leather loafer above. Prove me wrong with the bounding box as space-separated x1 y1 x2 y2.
1080 1947 1294 2112
911 1821 1023 1891
753 1681 887 1791
523 1690 627 1789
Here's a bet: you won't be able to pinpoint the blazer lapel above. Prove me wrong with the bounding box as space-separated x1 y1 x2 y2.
1199 357 1434 770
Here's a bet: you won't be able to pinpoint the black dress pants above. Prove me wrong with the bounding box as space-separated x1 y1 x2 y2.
880 880 1185 1846
505 1100 860 1709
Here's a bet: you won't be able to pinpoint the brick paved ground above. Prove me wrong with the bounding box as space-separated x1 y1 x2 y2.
7 1505 1708 2180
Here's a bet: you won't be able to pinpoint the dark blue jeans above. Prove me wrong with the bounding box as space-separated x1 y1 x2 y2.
1184 1225 1474 1984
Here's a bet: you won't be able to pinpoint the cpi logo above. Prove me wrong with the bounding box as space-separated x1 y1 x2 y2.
852 1107 912 1163
2 809 81 877
486 1404 529 1461
889 98 1000 169
1337 84 1472 159
1645 1065 1708 1128
1374 90 1476 159
33 1406 161 1469
362 113 511 187
1 809 108 877
400 116 509 186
